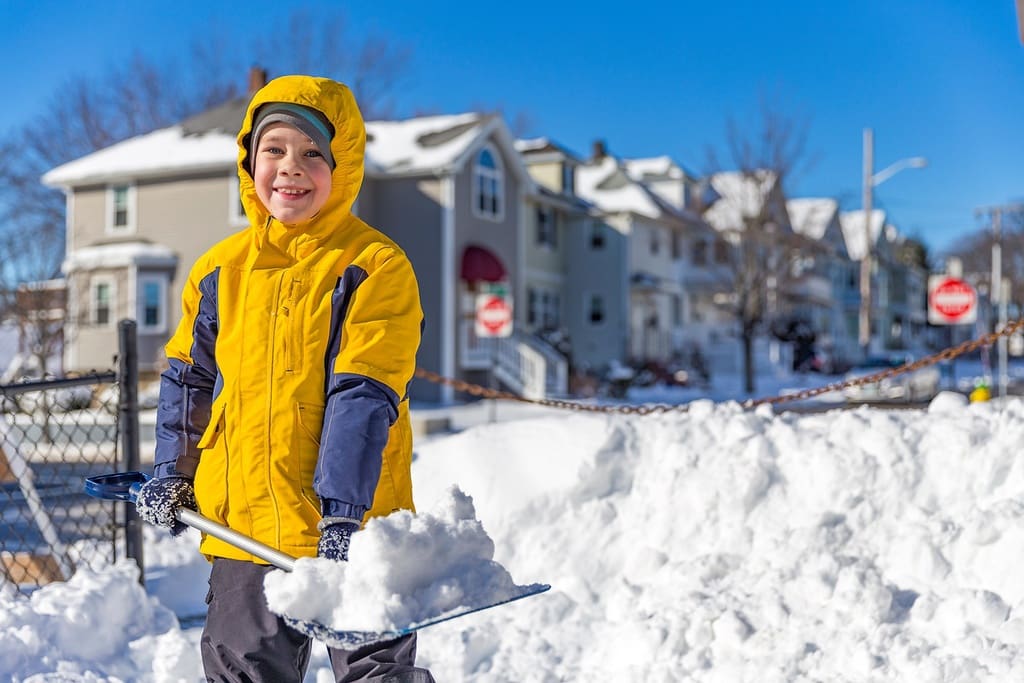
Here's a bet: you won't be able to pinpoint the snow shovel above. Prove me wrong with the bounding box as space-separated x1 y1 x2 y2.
85 471 550 648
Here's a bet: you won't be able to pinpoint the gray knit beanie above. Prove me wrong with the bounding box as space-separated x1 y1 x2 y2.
249 102 335 171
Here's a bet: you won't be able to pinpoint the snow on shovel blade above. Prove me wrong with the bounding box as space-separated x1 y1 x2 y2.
86 472 550 647
283 583 552 649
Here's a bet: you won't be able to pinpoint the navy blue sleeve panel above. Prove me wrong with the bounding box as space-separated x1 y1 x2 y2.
154 267 220 480
314 373 400 520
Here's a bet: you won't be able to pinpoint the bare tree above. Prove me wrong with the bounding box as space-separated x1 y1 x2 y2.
702 100 816 393
0 8 412 378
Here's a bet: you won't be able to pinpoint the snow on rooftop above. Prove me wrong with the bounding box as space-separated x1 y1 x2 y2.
364 112 484 174
839 209 887 261
576 156 667 221
43 126 237 187
703 170 778 233
42 112 491 186
62 241 178 273
788 198 838 240
623 156 687 180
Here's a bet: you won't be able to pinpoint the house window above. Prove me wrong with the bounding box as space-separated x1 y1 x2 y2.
536 205 557 248
589 222 606 250
588 294 605 325
692 239 708 266
562 164 575 195
138 275 167 334
91 277 115 327
527 287 538 327
650 229 660 256
107 184 136 233
543 291 560 329
472 145 503 221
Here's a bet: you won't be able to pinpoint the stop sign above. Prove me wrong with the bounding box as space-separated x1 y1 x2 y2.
928 276 977 325
475 294 513 337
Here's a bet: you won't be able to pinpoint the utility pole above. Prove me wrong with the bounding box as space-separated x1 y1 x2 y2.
976 203 1024 398
859 129 874 357
857 128 927 360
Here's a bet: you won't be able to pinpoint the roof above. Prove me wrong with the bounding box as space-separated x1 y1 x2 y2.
364 112 488 175
575 156 669 221
514 137 583 163
702 170 779 234
43 107 528 187
787 198 838 240
62 240 178 273
838 209 887 260
42 126 239 186
622 156 696 181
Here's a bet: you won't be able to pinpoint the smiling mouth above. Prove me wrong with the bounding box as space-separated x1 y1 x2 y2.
275 187 310 197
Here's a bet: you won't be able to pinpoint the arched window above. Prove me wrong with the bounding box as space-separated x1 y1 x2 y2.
473 145 504 221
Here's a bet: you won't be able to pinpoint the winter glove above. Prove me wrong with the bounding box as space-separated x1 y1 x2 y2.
317 517 360 562
135 476 196 537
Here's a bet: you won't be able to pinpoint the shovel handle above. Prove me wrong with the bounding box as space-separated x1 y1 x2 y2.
86 471 297 571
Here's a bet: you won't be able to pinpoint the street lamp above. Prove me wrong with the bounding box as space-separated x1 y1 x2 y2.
858 128 927 357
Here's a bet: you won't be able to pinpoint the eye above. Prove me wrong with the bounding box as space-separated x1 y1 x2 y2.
260 145 284 155
304 149 324 159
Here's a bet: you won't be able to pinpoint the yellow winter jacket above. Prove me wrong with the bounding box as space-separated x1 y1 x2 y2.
153 76 423 562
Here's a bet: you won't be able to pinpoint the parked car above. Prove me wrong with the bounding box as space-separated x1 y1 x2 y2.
843 354 941 403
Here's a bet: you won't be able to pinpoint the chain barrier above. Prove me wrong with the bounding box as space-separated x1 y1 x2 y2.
414 318 1024 414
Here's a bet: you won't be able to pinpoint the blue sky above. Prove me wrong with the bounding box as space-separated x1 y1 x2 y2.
3 0 1022 256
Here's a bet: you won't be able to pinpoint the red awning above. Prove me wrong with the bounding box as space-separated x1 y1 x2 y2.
460 245 507 282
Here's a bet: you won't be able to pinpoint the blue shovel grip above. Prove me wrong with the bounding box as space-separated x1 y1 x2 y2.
84 471 152 503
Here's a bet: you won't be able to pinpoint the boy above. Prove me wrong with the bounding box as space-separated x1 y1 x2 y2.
135 75 434 683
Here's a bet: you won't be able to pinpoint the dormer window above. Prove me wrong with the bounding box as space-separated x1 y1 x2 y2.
472 145 504 221
107 184 136 233
562 163 575 195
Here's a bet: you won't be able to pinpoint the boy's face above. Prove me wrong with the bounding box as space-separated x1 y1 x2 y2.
253 123 333 224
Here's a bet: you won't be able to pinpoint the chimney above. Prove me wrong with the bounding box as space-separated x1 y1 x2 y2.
591 139 607 162
248 66 267 95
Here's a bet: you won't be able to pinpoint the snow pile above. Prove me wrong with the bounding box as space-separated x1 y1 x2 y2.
0 562 202 681
5 395 1024 681
412 398 1024 681
264 486 539 633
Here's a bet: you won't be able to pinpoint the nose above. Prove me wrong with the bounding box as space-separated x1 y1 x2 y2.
278 151 305 176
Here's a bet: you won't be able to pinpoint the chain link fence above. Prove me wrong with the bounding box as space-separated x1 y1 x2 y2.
0 321 146 595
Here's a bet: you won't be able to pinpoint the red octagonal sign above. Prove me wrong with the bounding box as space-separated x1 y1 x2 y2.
475 294 513 337
928 276 977 325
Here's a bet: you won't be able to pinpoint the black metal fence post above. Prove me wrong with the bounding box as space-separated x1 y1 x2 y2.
118 319 144 584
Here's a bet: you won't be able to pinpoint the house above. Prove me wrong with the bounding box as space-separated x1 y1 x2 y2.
621 156 730 367
42 72 571 404
515 138 629 374
575 143 723 368
839 208 891 355
702 170 798 372
787 197 859 367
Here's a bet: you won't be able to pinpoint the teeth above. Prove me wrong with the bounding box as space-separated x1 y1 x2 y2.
277 188 307 195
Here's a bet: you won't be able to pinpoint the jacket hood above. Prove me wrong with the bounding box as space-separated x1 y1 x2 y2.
236 75 366 239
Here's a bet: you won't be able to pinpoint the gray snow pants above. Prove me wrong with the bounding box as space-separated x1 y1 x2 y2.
201 558 436 683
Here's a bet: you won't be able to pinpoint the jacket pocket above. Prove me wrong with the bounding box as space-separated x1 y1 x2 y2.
197 401 227 450
194 401 229 522
280 275 304 374
295 402 325 516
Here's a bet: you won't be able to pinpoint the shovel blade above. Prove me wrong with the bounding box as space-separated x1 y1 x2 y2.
281 583 551 649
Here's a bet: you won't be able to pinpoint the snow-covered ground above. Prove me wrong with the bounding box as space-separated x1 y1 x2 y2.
4 381 1024 681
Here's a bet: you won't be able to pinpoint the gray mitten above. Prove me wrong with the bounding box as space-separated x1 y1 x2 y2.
135 476 196 537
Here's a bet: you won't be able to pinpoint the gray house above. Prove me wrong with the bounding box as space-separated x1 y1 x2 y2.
515 138 629 374
42 83 591 403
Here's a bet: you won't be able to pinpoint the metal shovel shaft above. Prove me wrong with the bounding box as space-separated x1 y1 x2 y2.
177 508 296 572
